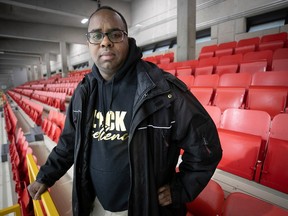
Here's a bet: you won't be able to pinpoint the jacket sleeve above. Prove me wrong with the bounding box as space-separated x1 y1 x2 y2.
169 85 222 207
36 93 77 187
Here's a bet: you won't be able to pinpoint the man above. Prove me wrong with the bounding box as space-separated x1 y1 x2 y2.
28 6 222 216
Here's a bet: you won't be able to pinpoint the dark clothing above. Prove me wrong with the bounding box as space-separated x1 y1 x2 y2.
36 38 222 216
89 41 139 211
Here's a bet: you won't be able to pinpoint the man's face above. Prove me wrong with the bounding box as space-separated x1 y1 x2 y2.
87 9 129 80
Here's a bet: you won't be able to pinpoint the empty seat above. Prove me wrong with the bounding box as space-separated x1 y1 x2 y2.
198 56 219 68
215 41 237 57
239 61 267 74
194 66 213 76
258 41 285 52
190 87 214 106
273 48 288 59
215 64 238 76
176 66 193 76
272 59 288 71
260 113 288 194
177 75 194 89
251 71 288 87
159 57 171 64
261 32 287 43
193 74 219 88
218 109 271 180
212 87 246 112
218 54 243 66
199 44 217 59
223 192 288 216
218 73 252 89
186 180 224 216
246 88 287 118
204 105 221 128
243 50 273 70
181 59 199 69
235 37 260 54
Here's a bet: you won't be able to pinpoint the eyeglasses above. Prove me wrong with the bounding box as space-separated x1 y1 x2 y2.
86 30 127 44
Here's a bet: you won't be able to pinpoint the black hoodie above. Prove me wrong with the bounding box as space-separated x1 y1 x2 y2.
89 38 142 211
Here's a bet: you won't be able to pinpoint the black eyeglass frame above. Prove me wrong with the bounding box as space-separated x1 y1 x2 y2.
86 30 128 44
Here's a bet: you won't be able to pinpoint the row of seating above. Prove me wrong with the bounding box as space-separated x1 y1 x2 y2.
12 88 66 111
3 97 18 141
179 72 288 118
9 128 34 216
44 82 78 96
185 179 288 216
158 48 288 76
41 109 66 143
143 52 175 64
7 91 43 126
199 32 288 59
204 107 288 195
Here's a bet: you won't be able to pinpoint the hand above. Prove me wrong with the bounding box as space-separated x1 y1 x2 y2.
158 184 172 206
27 181 48 200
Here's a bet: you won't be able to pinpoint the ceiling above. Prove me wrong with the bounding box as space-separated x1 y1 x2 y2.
0 0 132 89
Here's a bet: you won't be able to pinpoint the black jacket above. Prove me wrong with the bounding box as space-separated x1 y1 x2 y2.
36 60 222 216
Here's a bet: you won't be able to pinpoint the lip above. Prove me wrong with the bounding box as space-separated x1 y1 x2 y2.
100 51 115 61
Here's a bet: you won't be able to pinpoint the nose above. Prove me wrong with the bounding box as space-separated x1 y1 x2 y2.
100 34 113 48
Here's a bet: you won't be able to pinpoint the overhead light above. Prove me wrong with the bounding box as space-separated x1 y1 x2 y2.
136 24 142 27
81 18 88 24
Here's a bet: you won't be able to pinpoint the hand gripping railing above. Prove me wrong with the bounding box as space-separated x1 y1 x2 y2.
26 153 59 216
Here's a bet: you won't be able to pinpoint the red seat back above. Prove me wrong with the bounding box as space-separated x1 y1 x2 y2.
218 73 252 88
186 180 224 216
213 87 246 112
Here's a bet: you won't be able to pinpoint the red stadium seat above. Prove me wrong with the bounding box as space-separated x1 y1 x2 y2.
218 109 271 180
215 64 238 76
239 61 267 74
235 37 260 54
200 44 218 53
272 59 288 71
217 129 263 180
190 87 214 106
218 73 252 89
177 75 194 89
181 59 199 70
186 180 224 216
194 66 213 76
223 192 288 216
212 87 246 112
218 54 243 66
246 88 287 118
273 48 288 60
260 113 288 194
176 66 193 76
198 56 219 68
193 74 219 88
215 41 237 57
204 105 221 128
243 50 273 70
260 32 287 43
251 71 288 87
258 41 285 52
199 51 214 59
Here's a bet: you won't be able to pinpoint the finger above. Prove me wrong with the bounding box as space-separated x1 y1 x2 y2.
158 186 166 193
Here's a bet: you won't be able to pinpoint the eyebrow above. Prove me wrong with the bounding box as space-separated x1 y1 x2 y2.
88 28 123 33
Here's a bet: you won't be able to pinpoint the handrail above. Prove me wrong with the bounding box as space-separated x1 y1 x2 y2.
0 204 21 216
26 154 59 216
